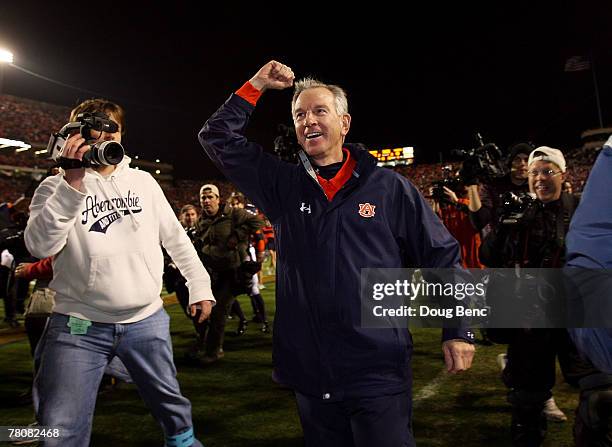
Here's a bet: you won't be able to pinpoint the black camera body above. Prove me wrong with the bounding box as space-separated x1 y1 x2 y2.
273 124 301 164
431 178 463 204
430 165 463 204
47 112 125 168
454 136 508 185
499 191 538 225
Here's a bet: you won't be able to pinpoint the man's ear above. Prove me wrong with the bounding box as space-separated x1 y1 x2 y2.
341 114 351 137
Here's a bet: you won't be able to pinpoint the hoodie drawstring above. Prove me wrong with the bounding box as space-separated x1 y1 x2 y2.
110 176 141 229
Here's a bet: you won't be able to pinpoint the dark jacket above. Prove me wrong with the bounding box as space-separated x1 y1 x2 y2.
480 192 578 269
199 93 473 400
195 204 262 272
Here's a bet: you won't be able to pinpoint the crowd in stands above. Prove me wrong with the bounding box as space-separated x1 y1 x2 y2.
0 94 69 145
0 154 600 212
0 93 605 210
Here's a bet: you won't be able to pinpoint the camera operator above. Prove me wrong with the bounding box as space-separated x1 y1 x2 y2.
466 143 531 233
480 147 600 446
25 98 213 447
430 174 483 269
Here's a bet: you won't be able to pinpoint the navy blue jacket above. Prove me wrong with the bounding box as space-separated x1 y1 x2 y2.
199 93 474 400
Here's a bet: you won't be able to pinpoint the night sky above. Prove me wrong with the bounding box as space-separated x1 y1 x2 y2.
1 1 610 180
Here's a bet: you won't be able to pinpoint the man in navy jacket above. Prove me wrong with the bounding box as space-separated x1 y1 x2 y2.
199 60 475 447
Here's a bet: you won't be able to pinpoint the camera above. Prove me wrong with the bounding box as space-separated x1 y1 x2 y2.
47 112 124 168
499 191 538 225
453 134 507 185
273 124 300 164
430 166 463 204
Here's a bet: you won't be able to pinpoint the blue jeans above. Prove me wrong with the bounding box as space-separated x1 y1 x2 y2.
35 309 203 447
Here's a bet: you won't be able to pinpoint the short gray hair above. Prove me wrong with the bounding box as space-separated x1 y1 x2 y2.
291 78 349 116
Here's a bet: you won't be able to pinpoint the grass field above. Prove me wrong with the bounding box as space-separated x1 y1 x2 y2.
0 281 578 446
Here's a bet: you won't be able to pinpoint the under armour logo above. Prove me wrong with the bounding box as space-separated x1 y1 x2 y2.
300 202 311 214
358 203 376 218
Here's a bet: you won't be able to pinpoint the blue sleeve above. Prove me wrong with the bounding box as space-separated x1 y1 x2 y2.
392 175 462 269
198 94 297 222
392 176 475 344
566 142 612 268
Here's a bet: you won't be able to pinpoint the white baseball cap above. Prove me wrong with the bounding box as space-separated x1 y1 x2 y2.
199 184 219 197
528 147 566 173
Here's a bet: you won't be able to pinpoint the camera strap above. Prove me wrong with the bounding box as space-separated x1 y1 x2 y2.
57 157 85 170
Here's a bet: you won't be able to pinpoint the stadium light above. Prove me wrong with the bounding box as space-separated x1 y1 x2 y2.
0 48 13 96
0 49 13 64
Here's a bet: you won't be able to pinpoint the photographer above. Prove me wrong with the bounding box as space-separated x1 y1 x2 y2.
466 143 531 233
431 175 483 269
25 99 213 447
480 147 599 446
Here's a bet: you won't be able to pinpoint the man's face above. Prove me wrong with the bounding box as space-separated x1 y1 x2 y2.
292 87 351 164
510 153 529 182
180 208 198 227
528 160 565 203
200 190 220 216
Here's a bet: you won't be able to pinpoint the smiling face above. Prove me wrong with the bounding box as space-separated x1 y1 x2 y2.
528 160 566 203
292 87 351 166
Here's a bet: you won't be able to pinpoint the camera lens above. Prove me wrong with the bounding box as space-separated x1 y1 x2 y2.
83 141 125 166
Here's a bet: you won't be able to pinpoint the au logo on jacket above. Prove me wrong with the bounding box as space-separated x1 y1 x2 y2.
358 203 376 218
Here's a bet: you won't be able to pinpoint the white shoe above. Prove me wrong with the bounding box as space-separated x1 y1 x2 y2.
543 397 567 422
496 353 508 371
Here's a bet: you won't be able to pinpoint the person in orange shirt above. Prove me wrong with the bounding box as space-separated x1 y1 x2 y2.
432 185 483 269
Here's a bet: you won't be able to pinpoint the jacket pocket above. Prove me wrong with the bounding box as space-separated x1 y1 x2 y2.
84 251 160 313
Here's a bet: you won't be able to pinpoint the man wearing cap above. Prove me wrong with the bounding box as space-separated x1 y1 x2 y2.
194 184 262 364
480 147 601 446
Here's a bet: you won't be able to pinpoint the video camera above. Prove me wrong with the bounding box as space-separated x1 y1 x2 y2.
453 133 507 185
499 191 538 226
47 112 124 169
430 166 463 204
273 124 300 164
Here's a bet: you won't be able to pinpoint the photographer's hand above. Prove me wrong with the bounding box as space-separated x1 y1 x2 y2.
62 133 90 192
443 186 459 203
249 60 295 93
466 185 482 212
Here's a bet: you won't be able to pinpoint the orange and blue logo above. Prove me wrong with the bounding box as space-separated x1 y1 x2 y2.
358 203 376 218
